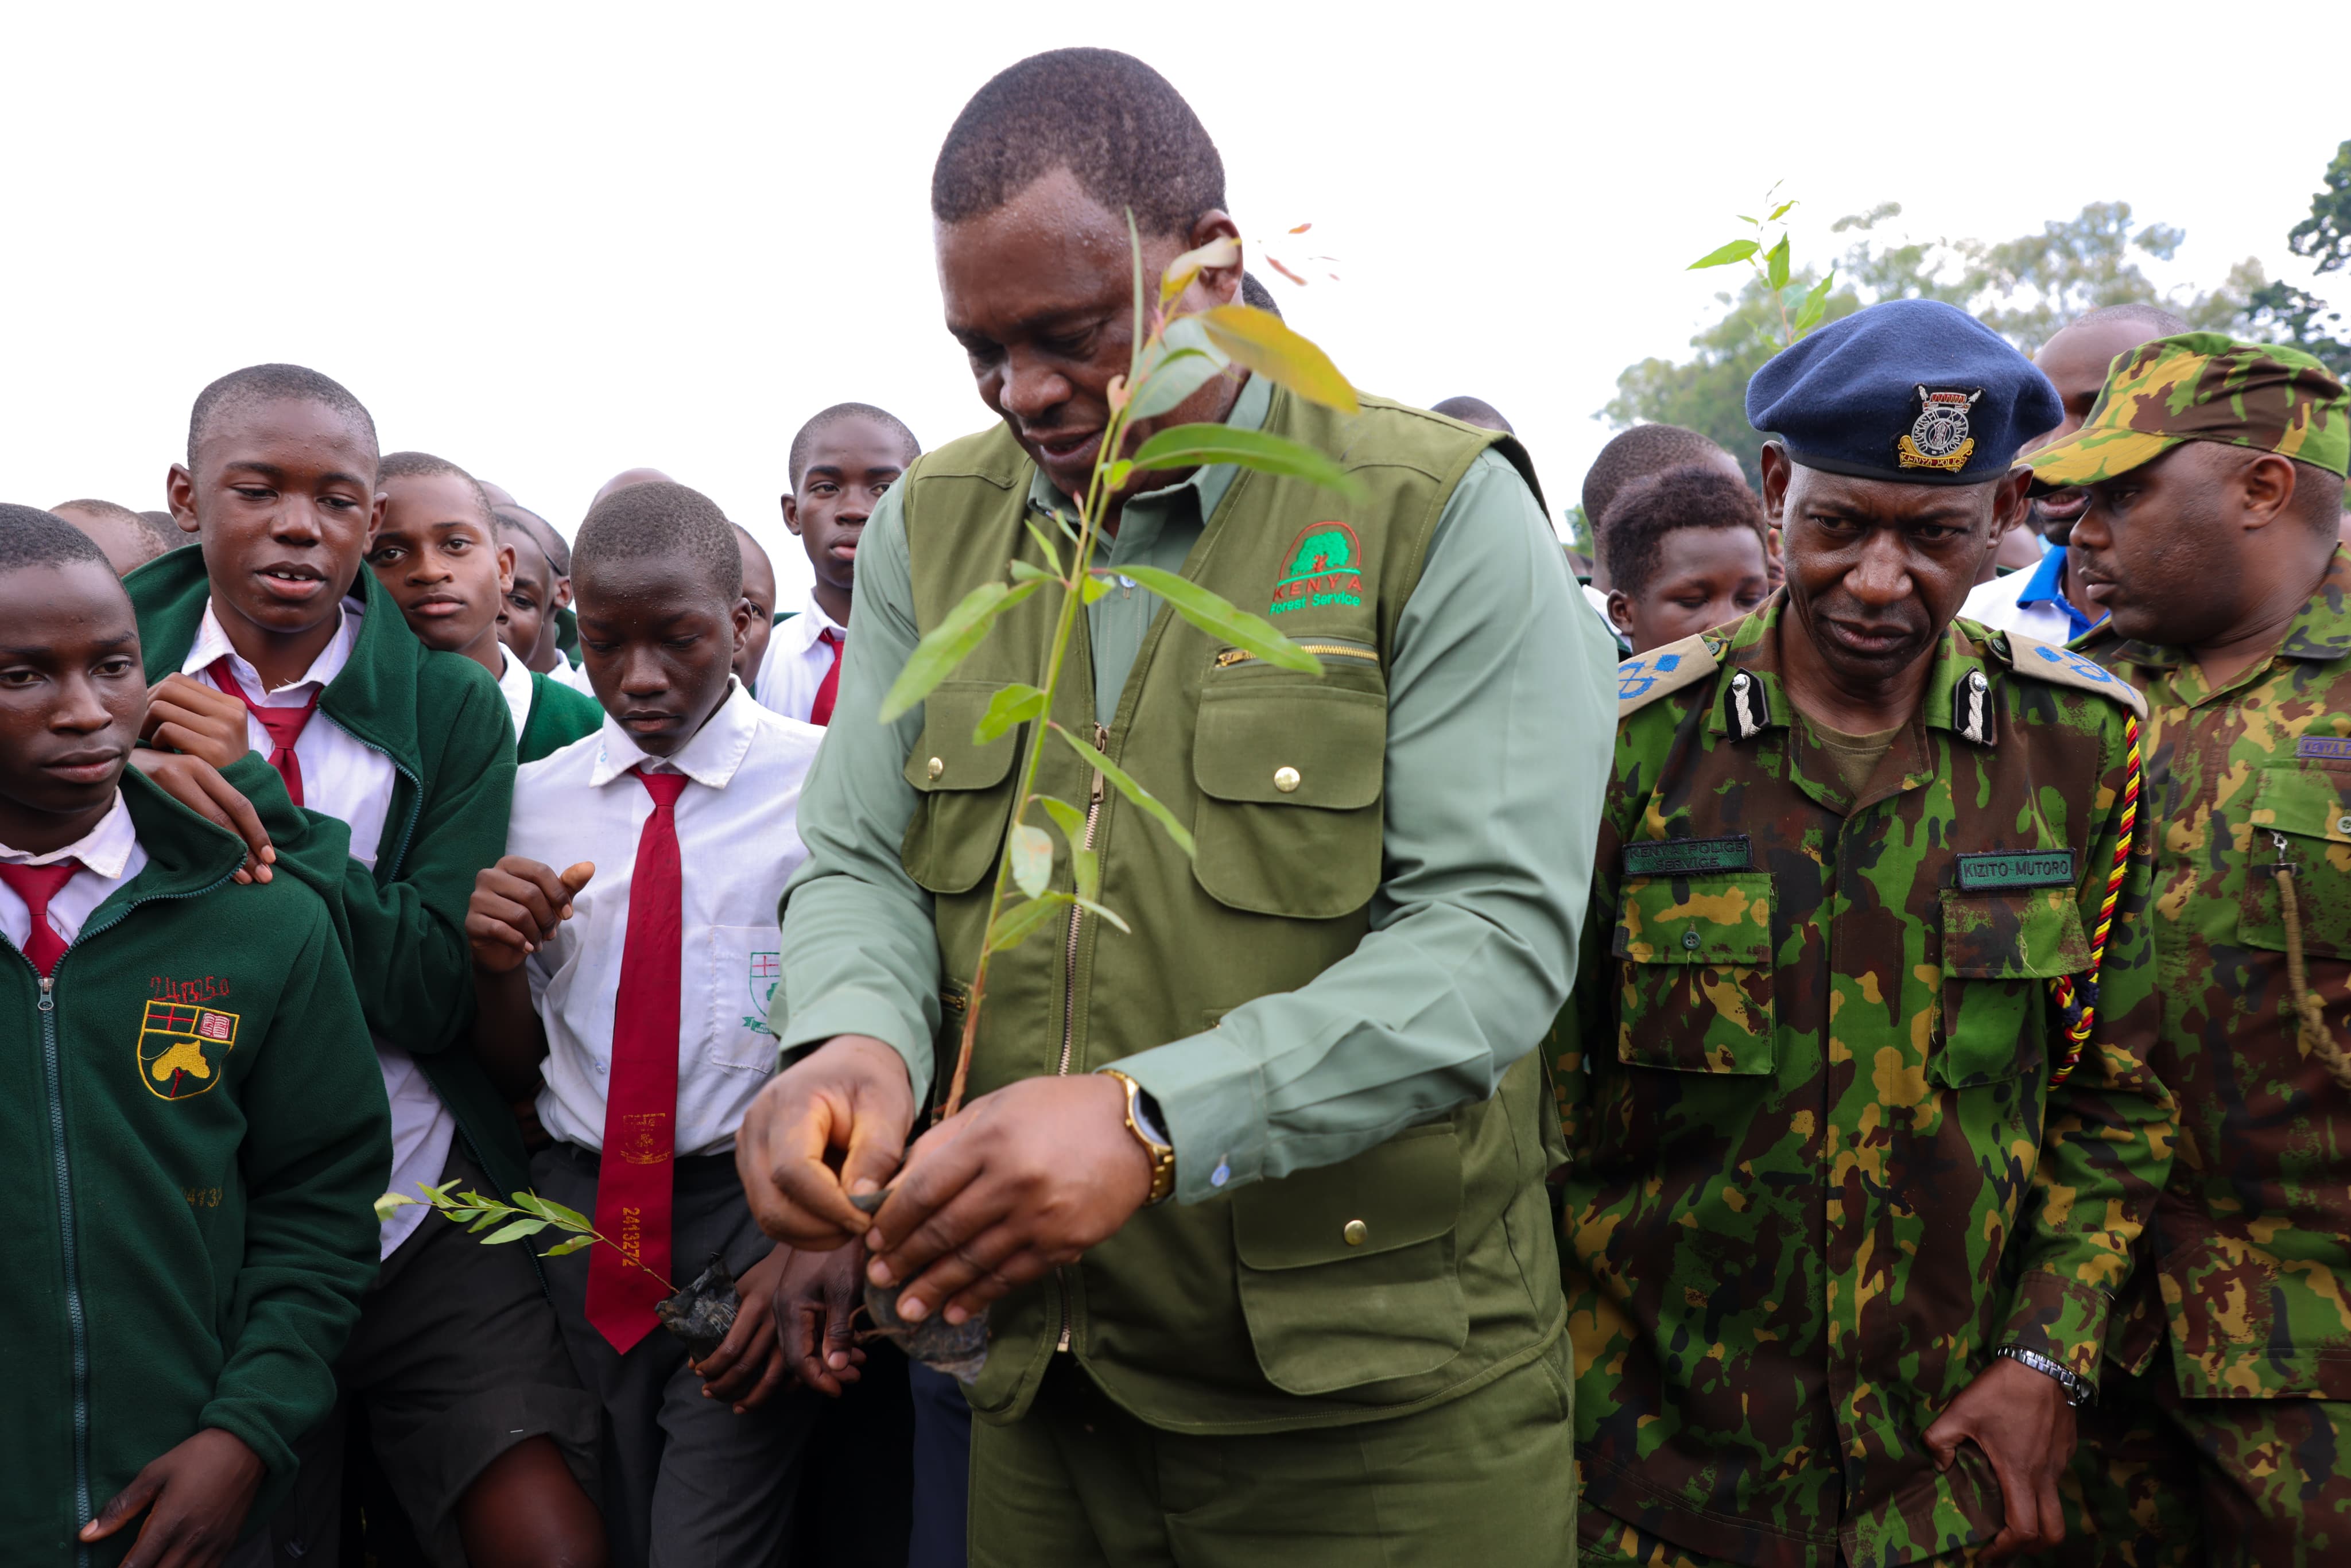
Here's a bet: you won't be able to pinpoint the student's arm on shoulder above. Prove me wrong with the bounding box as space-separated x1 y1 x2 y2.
773 484 942 1101
1112 448 1612 1198
198 894 387 1484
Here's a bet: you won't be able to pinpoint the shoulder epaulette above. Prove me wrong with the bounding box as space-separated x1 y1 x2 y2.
1997 631 2148 720
1617 633 1723 720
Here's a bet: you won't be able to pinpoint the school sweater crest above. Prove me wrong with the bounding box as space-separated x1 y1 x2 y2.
125 548 530 1202
1 770 389 1563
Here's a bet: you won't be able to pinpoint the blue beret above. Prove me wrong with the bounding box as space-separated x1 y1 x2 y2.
1744 298 2061 486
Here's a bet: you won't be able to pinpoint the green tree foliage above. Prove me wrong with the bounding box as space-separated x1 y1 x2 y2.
2244 139 2351 379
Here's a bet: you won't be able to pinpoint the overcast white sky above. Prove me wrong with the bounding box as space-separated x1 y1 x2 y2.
5 1 2345 600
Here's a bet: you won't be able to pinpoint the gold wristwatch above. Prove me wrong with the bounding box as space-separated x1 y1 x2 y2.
1100 1069 1176 1206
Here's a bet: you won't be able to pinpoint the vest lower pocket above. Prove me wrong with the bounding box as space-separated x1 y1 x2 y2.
2239 765 2351 959
1933 887 2088 1087
1190 684 1386 919
900 682 1023 895
1231 1123 1465 1395
1612 872 1775 1074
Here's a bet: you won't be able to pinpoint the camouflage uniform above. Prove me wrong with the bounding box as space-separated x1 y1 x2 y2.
1560 600 2173 1568
2024 336 2351 1568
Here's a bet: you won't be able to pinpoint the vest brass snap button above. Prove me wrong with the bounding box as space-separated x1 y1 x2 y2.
1274 766 1301 793
1682 930 1701 950
1343 1219 1368 1247
927 756 945 781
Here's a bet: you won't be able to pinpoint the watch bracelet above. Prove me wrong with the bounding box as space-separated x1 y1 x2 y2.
1993 1344 2095 1407
1100 1069 1177 1206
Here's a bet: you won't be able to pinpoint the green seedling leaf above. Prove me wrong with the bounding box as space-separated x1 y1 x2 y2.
1127 424 1359 500
1010 822 1054 898
542 1233 597 1257
878 579 1045 722
1072 846 1101 903
988 891 1072 953
1117 565 1322 673
1687 239 1759 270
1768 200 1795 222
1021 515 1065 577
1795 269 1836 333
1009 559 1055 584
373 1193 418 1222
1128 209 1147 381
975 684 1047 743
1128 348 1227 421
521 1191 593 1232
1198 305 1359 412
1159 234 1241 308
1074 896 1130 934
1105 460 1134 492
469 1208 510 1233
1037 795 1089 849
1054 724 1196 858
1766 234 1791 292
1083 573 1116 603
482 1218 549 1244
1735 214 1756 225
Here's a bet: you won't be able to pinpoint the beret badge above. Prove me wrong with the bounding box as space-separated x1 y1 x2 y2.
1897 386 1983 473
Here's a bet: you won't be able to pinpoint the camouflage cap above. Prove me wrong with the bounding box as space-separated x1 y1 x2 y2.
2027 332 2349 486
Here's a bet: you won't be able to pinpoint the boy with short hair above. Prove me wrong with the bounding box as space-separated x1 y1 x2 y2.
126 365 603 1568
0 504 387 1568
732 522 777 691
1598 461 1773 654
367 451 602 764
755 403 920 724
467 480 824 1568
496 513 561 666
52 497 174 576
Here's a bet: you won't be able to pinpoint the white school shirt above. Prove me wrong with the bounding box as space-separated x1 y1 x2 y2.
752 589 846 723
186 600 449 1257
0 794 148 954
550 655 599 695
513 681 823 1157
496 643 537 741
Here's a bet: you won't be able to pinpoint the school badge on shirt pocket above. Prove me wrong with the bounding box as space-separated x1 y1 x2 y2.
706 926 782 1069
138 999 239 1100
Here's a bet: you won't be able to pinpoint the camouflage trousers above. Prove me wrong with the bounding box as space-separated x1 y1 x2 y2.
1578 1513 1977 1568
2028 1352 2351 1567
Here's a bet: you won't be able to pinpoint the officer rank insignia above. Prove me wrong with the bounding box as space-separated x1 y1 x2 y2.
1897 385 1983 472
138 999 239 1100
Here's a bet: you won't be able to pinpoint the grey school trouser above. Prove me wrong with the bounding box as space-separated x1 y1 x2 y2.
534 1143 820 1568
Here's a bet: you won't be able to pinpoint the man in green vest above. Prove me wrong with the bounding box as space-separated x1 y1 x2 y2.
734 46 1615 1566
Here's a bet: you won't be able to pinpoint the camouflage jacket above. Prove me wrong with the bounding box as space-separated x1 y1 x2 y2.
1559 599 2174 1568
2082 546 2351 1402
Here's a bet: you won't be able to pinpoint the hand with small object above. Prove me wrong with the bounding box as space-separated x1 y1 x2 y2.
466 857 595 973
694 1245 793 1414
79 1427 265 1568
773 1241 871 1397
128 751 274 884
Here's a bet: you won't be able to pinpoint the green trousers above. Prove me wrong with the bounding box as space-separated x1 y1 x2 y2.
967 1341 1577 1567
1578 1512 1978 1567
2026 1350 2351 1568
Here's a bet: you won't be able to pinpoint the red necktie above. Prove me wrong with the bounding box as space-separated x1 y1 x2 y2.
206 658 321 808
0 860 83 979
587 767 689 1353
809 628 844 727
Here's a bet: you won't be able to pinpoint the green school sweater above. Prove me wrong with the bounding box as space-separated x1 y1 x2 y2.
520 670 603 764
125 550 529 1201
2 771 389 1563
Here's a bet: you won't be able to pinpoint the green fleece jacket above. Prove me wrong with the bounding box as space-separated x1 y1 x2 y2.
521 671 603 764
125 549 528 1200
2 771 389 1563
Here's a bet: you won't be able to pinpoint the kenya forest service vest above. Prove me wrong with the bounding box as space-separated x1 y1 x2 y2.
896 389 1566 1431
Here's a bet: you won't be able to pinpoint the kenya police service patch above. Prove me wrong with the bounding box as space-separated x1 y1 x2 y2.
1897 385 1983 472
1270 523 1365 616
137 999 239 1101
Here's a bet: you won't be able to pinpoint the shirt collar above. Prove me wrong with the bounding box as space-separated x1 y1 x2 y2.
2089 544 2351 674
588 678 761 790
0 792 137 877
185 597 363 697
496 641 537 721
780 588 846 657
2011 545 2099 640
1023 370 1273 525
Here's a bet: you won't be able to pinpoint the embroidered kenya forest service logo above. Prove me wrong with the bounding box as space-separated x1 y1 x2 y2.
1897 386 1983 472
742 950 780 1038
1270 523 1365 616
137 999 239 1101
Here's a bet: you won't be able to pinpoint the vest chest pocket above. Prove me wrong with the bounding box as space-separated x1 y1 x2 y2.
1935 887 2089 1088
1612 872 1775 1074
2239 764 2351 960
899 682 1022 895
1190 678 1387 919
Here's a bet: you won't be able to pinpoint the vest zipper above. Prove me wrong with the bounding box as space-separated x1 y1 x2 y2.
33 969 94 1551
1213 641 1380 669
1053 722 1110 1352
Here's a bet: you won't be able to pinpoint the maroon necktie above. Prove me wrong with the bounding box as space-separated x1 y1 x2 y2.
586 767 689 1353
206 658 321 807
0 860 83 978
810 628 844 727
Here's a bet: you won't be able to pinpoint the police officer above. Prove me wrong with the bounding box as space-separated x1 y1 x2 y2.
2027 335 2351 1566
732 48 1616 1566
1562 298 2175 1566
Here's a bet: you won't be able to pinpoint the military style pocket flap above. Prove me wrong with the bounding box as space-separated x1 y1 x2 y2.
2246 763 2351 845
1939 888 2090 979
1613 874 1774 966
1232 1124 1460 1270
2240 764 2351 960
1193 685 1386 810
901 682 1021 795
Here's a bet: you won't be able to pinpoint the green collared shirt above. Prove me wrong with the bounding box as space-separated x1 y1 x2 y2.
777 378 1616 1194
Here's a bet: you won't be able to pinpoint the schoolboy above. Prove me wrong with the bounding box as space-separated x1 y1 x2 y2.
1598 461 1772 654
366 451 602 764
732 522 777 691
754 403 919 724
126 365 603 1568
495 514 561 672
53 496 174 576
0 504 387 1567
466 480 824 1567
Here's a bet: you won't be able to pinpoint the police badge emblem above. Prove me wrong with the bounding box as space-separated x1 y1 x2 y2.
1896 385 1983 472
